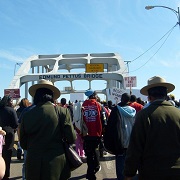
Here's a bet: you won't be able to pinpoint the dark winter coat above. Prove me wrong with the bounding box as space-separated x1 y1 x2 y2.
104 104 136 155
0 106 18 149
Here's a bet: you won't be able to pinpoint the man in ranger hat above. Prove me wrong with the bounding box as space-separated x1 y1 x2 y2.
20 79 76 180
123 76 180 180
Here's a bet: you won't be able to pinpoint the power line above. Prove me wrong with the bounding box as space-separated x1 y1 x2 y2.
131 23 178 63
130 25 175 73
121 23 178 74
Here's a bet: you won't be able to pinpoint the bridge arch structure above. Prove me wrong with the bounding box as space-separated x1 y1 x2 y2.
9 52 128 100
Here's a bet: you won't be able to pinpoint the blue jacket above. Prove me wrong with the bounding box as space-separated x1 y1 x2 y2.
104 104 136 155
117 105 136 148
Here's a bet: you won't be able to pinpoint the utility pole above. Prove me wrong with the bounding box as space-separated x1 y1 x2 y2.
14 63 23 75
124 61 131 73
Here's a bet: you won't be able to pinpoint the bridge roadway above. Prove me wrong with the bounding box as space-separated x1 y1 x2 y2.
10 134 117 180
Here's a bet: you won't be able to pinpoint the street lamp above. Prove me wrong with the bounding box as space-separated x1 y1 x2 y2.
145 5 180 26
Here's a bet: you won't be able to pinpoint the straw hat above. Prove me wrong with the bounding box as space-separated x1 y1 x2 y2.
29 79 60 100
140 76 175 96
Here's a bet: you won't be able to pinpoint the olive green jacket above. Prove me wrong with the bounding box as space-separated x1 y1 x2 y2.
20 102 76 180
124 100 180 178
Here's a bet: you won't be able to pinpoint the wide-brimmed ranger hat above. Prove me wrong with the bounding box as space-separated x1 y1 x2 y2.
29 79 60 100
140 76 175 96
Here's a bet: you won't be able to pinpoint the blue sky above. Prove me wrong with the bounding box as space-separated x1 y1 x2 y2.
0 0 180 102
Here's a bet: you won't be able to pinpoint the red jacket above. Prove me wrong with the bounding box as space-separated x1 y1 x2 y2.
82 99 102 137
129 102 143 113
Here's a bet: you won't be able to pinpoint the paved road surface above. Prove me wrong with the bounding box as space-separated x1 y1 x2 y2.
10 135 117 180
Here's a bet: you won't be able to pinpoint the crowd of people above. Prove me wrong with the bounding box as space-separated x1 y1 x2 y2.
0 75 180 180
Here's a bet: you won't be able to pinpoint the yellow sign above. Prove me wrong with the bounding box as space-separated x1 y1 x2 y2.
86 63 104 72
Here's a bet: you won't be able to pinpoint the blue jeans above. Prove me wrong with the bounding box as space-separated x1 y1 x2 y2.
116 154 125 180
116 154 138 180
22 150 27 180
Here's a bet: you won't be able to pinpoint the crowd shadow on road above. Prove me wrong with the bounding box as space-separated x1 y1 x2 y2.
100 155 115 162
11 159 24 164
9 176 22 180
70 176 117 180
69 174 86 179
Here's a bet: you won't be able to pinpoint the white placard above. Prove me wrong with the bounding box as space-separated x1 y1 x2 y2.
124 76 137 88
106 88 126 105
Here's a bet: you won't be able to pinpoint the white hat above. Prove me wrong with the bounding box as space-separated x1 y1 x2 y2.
140 76 175 96
29 79 60 100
